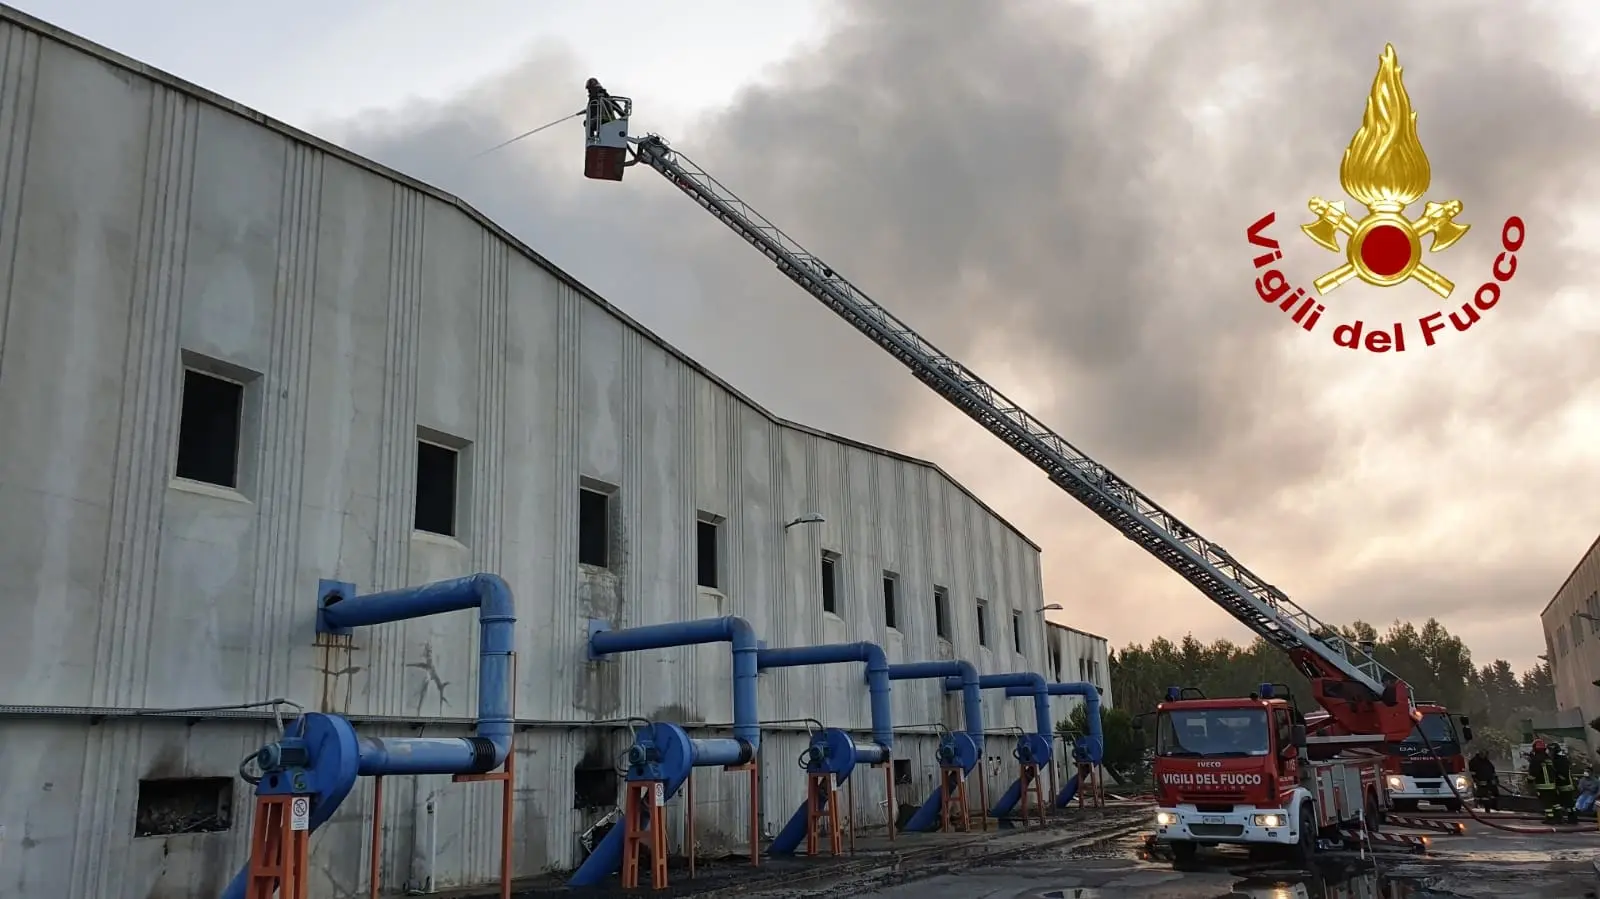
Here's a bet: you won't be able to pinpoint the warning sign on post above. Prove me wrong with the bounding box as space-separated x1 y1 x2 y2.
290 797 310 831
652 783 665 807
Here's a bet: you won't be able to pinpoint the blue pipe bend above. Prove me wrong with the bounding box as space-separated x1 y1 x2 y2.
888 660 984 751
758 642 892 748
588 616 761 751
324 573 516 770
946 671 1053 737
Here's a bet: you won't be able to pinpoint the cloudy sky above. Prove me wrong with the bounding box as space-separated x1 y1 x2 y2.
19 0 1600 672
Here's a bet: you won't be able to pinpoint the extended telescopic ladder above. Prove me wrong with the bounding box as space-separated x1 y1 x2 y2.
581 83 1399 702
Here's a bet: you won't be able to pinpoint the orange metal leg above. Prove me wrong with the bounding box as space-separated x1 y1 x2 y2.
804 773 842 857
1019 763 1047 826
248 794 311 899
369 777 383 899
686 771 697 880
621 780 668 890
883 762 896 843
939 765 970 833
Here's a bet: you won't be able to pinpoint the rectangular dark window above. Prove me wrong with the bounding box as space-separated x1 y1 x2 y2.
821 553 839 614
414 441 459 536
1050 648 1062 681
934 587 951 639
697 519 720 589
578 488 611 567
573 764 619 810
175 369 244 488
135 777 234 837
882 574 898 629
1012 611 1023 653
976 600 989 646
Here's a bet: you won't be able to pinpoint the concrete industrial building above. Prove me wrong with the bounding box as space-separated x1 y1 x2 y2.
1540 532 1600 756
0 7 1087 897
1045 622 1114 722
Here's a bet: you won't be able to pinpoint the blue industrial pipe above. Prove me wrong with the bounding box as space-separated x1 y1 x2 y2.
945 672 1054 820
758 642 893 746
1008 681 1103 807
568 617 764 887
221 574 517 899
888 660 986 833
947 672 1053 737
758 643 893 856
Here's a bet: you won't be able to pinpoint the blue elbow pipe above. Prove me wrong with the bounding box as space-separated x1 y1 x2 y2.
888 660 985 833
758 642 893 748
322 573 516 770
1027 681 1104 808
948 672 1053 737
587 616 761 750
570 618 764 887
223 574 518 899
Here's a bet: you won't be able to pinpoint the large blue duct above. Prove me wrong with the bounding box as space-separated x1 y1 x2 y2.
947 672 1054 820
758 642 893 856
220 574 518 899
888 660 985 833
1010 681 1104 807
568 616 764 887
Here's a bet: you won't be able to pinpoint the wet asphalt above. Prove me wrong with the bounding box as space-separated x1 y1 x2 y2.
843 829 1600 898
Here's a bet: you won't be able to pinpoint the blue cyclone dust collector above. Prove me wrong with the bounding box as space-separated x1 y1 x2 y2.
1013 681 1104 808
220 573 518 899
892 661 986 833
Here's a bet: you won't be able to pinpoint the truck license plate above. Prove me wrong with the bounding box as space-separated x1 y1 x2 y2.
1202 816 1224 825
1422 787 1439 793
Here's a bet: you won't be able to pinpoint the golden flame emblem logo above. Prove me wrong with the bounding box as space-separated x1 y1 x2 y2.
1301 44 1470 298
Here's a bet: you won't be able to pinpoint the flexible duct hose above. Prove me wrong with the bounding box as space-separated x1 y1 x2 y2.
1414 725 1592 834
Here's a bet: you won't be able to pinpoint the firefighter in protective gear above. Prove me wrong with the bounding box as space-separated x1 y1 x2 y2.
1526 739 1559 823
1551 743 1578 823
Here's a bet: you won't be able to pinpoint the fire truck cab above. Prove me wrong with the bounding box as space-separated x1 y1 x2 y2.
1144 684 1390 866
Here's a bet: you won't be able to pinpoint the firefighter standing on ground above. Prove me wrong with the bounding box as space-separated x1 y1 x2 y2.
1551 743 1578 823
1526 739 1560 823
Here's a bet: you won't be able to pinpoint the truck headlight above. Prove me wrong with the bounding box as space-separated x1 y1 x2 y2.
1451 775 1469 792
1387 775 1404 789
1252 813 1284 827
1155 812 1176 826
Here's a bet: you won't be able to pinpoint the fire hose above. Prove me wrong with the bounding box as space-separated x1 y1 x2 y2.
1414 723 1593 835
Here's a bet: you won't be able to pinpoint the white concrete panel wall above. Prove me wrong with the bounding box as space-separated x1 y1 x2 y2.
0 10 1070 899
1046 624 1115 729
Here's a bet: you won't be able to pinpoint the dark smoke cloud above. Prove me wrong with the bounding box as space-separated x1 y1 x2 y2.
330 0 1600 669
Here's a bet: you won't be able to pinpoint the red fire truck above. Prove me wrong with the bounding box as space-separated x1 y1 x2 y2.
1306 702 1473 812
1143 684 1393 865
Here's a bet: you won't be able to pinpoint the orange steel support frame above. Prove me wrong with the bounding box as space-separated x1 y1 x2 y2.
804 773 843 857
938 765 971 832
1017 762 1047 826
621 780 670 890
247 794 311 899
880 762 896 843
628 755 763 890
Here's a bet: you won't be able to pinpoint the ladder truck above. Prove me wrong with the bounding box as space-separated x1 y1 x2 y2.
578 72 1422 806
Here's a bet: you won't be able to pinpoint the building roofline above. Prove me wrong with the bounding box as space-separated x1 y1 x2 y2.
1046 621 1108 643
0 3 1041 553
1540 530 1600 618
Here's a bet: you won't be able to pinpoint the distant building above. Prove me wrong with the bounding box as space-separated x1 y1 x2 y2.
1045 622 1114 728
1539 532 1600 755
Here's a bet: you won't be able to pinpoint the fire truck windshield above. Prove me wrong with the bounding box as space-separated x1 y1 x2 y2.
1155 708 1271 758
1402 712 1458 746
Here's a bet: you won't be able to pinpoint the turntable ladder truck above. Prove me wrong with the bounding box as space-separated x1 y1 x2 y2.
578 76 1419 751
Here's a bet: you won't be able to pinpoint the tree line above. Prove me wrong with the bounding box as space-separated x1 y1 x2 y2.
1070 617 1556 777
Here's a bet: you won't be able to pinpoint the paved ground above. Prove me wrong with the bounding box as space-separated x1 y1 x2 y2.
466 805 1600 899
838 827 1600 898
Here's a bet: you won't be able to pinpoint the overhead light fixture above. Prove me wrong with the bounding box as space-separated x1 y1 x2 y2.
1037 603 1063 613
784 513 825 530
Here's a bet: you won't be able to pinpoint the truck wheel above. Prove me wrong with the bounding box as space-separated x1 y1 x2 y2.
1392 799 1418 813
1169 840 1197 865
1290 806 1317 869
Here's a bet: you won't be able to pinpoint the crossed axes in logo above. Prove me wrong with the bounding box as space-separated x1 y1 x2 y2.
1301 198 1470 299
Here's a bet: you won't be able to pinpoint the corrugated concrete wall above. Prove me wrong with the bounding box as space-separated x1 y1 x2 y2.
1541 533 1600 759
1044 623 1115 728
0 8 1060 898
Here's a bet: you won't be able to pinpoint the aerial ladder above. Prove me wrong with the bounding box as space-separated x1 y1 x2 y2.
580 79 1417 743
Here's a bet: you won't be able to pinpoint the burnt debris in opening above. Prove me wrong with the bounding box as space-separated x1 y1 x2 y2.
574 743 619 810
135 777 235 837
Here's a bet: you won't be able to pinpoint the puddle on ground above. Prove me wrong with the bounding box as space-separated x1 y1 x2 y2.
1218 870 1449 899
